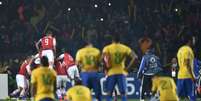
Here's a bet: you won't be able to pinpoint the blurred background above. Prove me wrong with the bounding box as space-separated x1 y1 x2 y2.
0 0 201 88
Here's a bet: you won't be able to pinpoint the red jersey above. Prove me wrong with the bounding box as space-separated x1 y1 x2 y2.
62 53 75 69
41 36 54 50
55 61 67 75
18 60 29 76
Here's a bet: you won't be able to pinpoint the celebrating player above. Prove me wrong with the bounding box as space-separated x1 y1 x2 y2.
76 41 102 101
56 51 79 99
177 34 196 101
102 34 138 101
66 78 92 101
31 56 56 101
35 31 56 69
137 42 162 101
10 56 32 98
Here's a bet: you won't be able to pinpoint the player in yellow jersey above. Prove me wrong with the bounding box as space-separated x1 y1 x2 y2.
177 34 196 101
31 56 56 101
66 78 92 101
76 41 102 101
102 34 138 101
151 70 179 101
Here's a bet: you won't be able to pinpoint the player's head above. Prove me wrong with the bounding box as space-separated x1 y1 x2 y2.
74 77 82 85
111 33 120 43
139 37 153 53
182 34 196 47
40 56 49 67
46 30 53 36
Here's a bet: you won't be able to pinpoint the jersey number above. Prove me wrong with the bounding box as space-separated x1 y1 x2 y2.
161 80 172 90
42 74 51 85
114 51 123 64
44 39 49 45
85 55 95 65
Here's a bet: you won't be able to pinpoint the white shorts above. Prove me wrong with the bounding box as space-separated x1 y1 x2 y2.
57 75 70 88
67 65 80 79
41 49 54 63
16 74 29 89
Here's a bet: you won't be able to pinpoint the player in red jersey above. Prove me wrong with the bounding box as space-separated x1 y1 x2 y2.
56 52 80 85
10 57 32 98
35 31 56 69
56 51 80 99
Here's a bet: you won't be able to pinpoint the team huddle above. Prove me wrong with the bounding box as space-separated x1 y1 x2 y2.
9 31 200 101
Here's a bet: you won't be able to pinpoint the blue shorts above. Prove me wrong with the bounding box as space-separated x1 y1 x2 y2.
177 78 196 101
106 74 127 95
80 72 102 98
39 98 54 101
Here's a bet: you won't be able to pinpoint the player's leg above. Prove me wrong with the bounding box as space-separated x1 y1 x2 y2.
177 79 186 100
140 75 152 101
106 75 116 101
185 79 196 101
10 74 22 97
140 76 145 101
91 72 102 101
56 75 63 99
20 77 29 98
41 50 54 69
80 72 90 87
116 74 127 101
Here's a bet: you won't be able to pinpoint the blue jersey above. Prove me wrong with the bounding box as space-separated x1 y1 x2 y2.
138 50 162 76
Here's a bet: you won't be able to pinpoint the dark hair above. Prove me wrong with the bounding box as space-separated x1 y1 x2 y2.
112 33 120 42
182 34 193 45
40 56 49 67
74 77 82 85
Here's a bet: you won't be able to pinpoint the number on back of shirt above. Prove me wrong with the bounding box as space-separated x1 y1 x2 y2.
85 55 95 65
160 80 172 90
45 38 49 45
42 73 51 85
114 51 123 64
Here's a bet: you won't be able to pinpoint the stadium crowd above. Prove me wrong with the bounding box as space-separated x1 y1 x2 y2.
0 0 201 100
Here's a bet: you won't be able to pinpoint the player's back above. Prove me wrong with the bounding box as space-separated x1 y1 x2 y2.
103 43 132 76
31 67 56 101
66 85 92 101
41 36 54 50
152 76 179 101
177 45 194 79
76 47 100 72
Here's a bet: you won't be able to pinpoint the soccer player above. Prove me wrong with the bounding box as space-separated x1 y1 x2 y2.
137 43 162 101
56 51 79 99
76 41 102 101
102 34 138 101
66 78 92 101
151 70 179 101
177 35 196 101
10 57 32 98
31 56 56 101
35 31 56 69
57 51 80 83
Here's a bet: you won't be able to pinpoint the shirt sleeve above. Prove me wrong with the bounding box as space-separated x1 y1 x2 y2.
137 57 145 75
76 51 82 62
58 54 64 60
53 38 56 46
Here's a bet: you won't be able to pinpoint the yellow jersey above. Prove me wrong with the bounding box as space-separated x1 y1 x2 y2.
103 43 132 76
76 47 101 72
152 76 179 101
66 85 92 101
177 45 194 79
31 67 56 101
